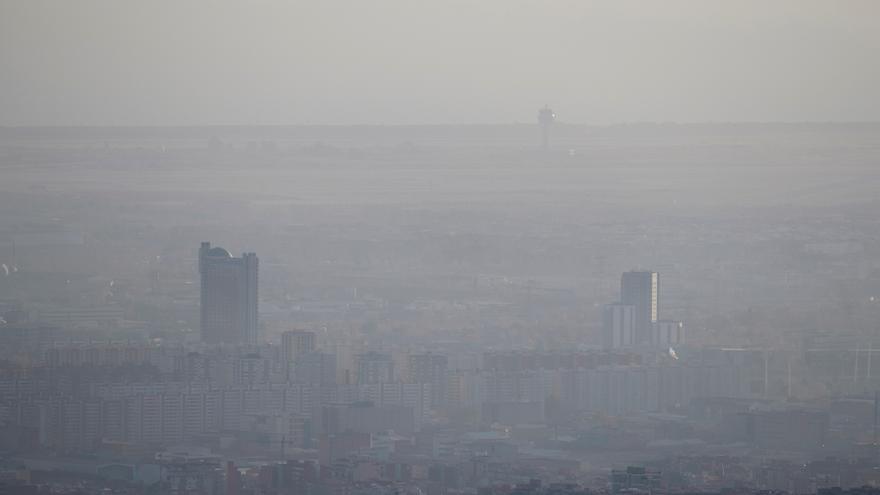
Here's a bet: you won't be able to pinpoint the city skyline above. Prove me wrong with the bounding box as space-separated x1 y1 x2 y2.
2 1 879 493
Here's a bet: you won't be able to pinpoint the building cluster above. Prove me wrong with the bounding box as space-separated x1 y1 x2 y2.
0 243 875 495
0 340 751 456
602 271 683 350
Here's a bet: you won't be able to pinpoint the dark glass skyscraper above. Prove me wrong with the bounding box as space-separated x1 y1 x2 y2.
199 242 258 345
620 270 659 345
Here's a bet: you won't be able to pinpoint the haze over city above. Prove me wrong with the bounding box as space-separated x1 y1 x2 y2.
3 0 880 125
2 2 880 495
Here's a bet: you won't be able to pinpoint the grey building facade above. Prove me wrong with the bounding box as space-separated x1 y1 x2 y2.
199 242 258 345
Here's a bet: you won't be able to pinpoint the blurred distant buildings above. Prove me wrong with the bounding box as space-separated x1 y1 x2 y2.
604 271 682 349
199 242 258 345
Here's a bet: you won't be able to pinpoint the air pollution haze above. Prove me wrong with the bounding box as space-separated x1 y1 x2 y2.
2 0 880 125
1 2 880 495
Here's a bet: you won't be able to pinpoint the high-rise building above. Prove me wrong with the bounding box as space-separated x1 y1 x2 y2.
355 352 395 384
294 352 337 386
281 330 316 367
603 303 635 349
199 242 258 345
651 319 683 347
620 271 659 345
408 352 449 407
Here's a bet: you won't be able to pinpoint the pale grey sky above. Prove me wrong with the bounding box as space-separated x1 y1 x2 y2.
1 0 878 125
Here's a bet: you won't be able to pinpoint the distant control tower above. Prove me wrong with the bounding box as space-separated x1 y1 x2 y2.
537 105 556 150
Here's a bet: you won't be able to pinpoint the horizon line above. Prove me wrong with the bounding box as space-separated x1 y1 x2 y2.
2 121 880 129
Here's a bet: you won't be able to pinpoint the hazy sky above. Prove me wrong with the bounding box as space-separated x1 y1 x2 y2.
1 0 878 125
